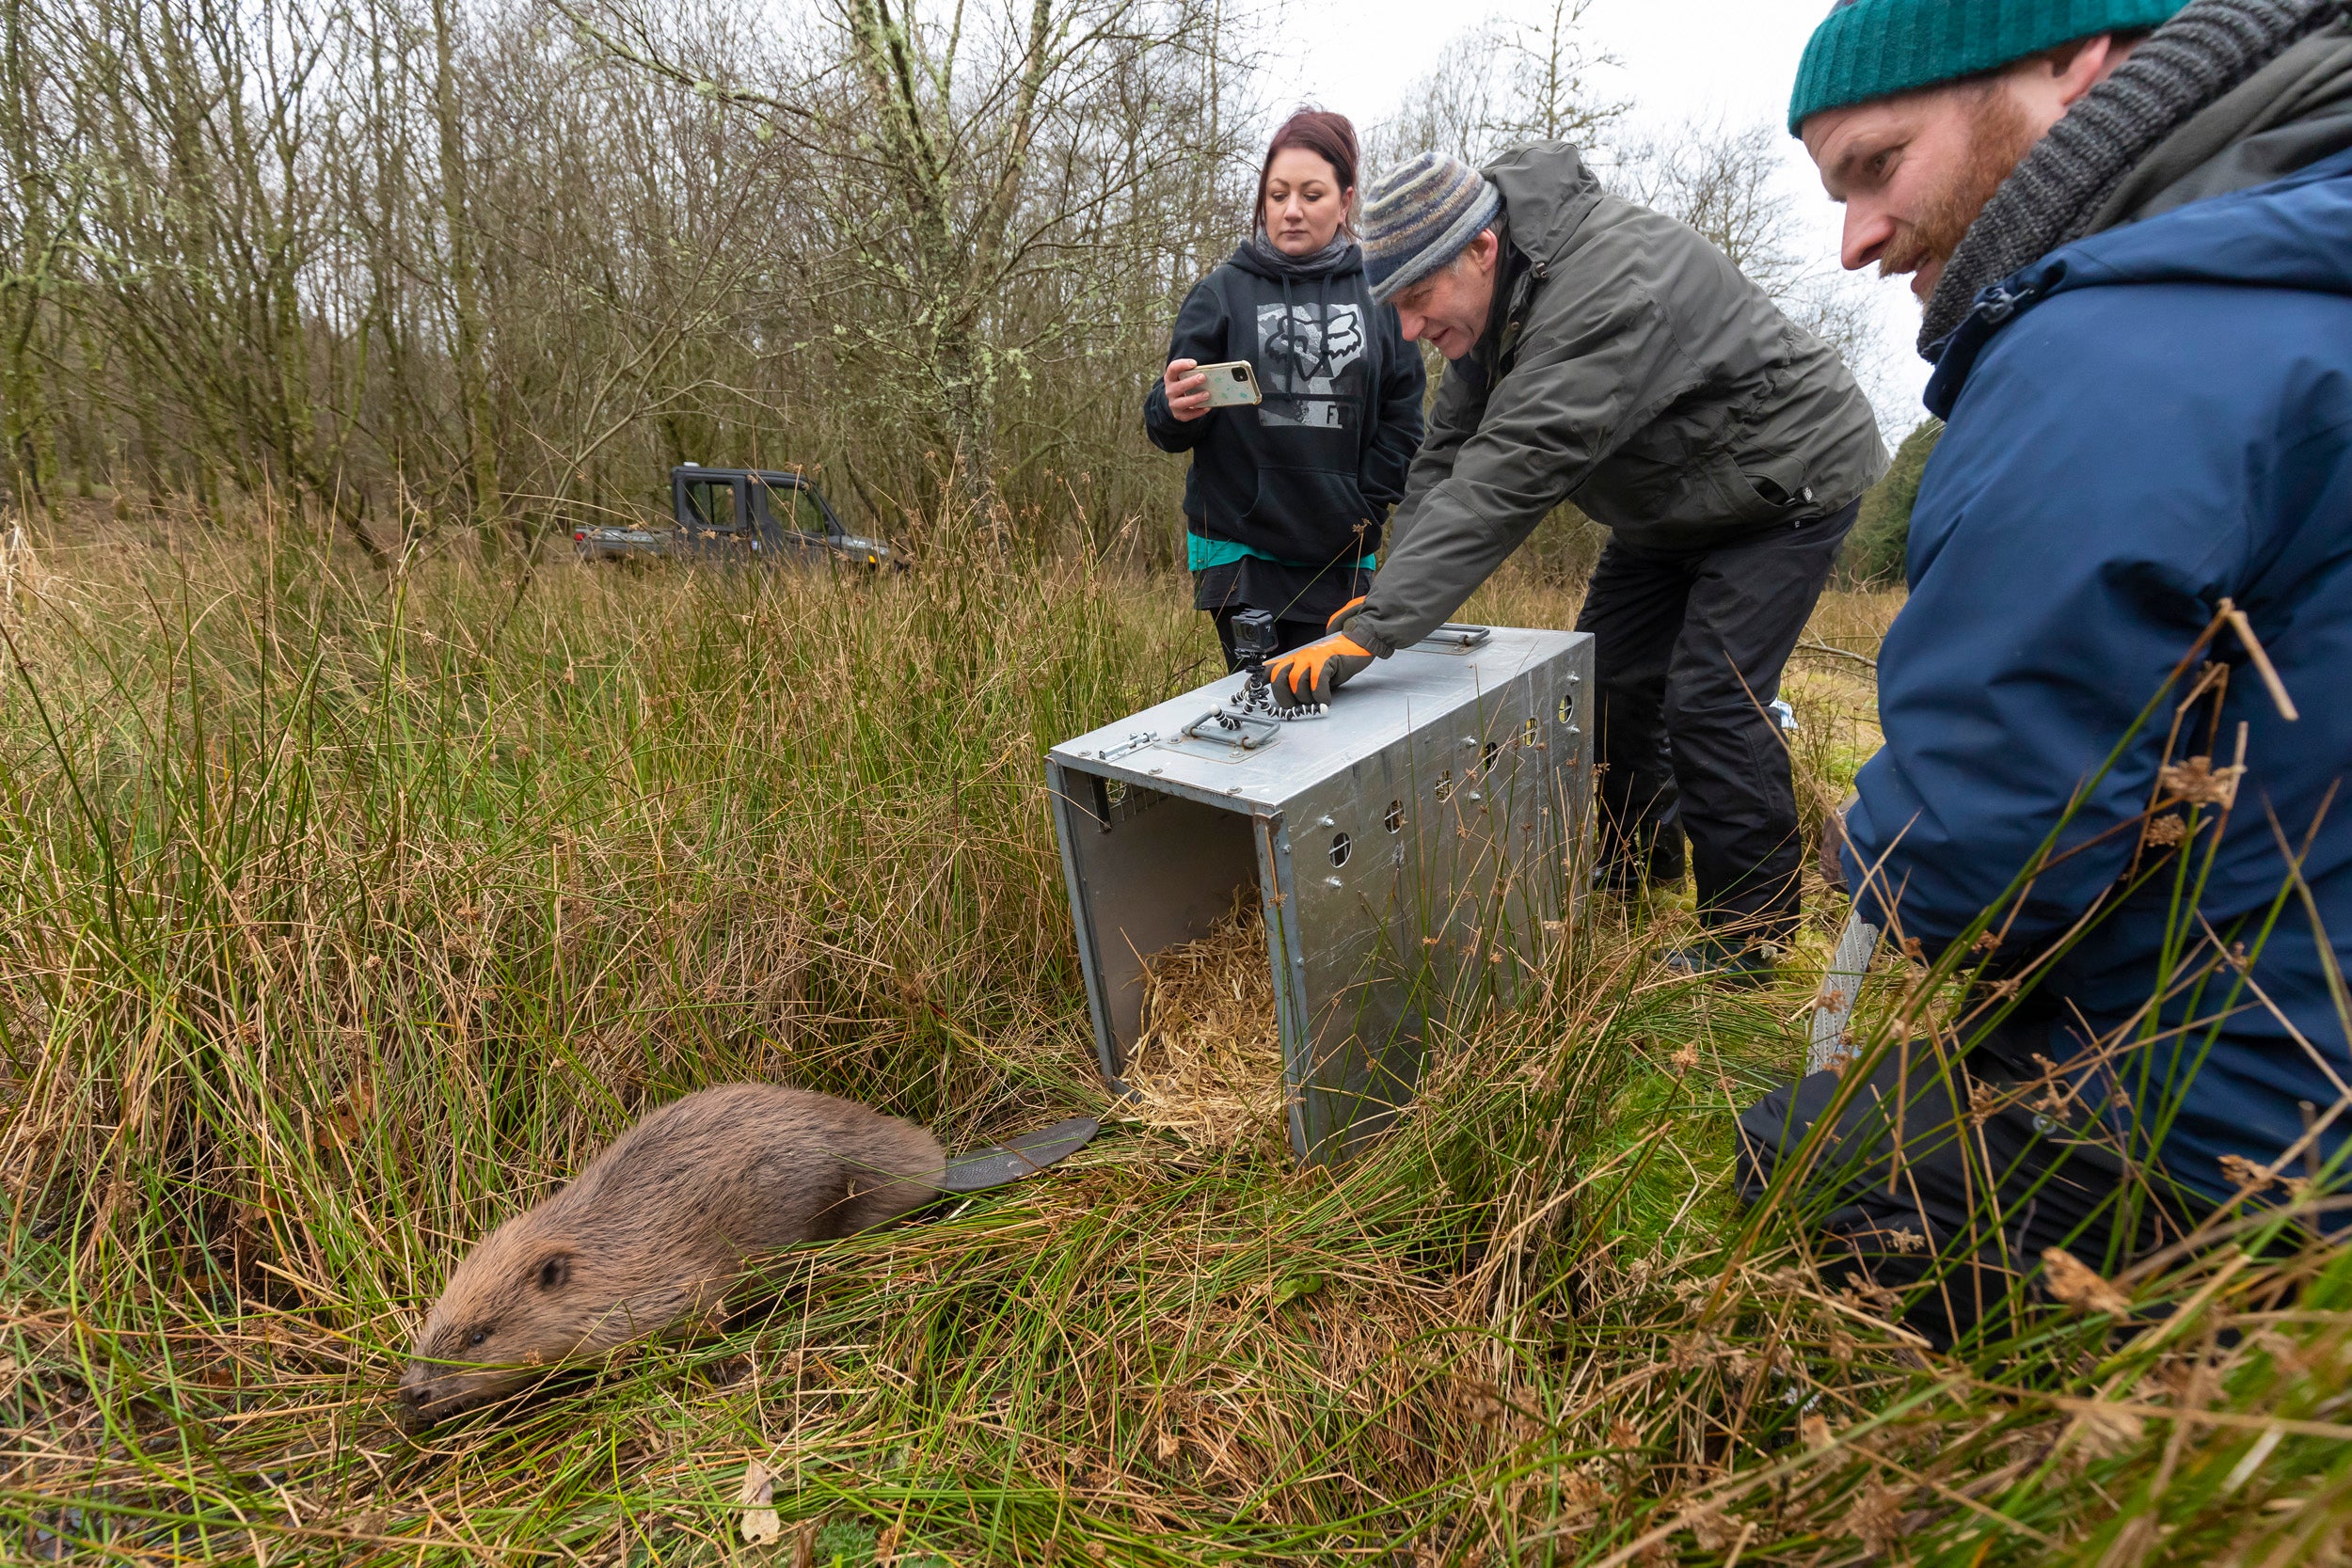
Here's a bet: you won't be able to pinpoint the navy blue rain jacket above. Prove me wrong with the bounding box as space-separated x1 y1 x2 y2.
1843 147 2352 1210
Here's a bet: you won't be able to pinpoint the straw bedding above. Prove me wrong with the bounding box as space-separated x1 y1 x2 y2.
1126 896 1287 1154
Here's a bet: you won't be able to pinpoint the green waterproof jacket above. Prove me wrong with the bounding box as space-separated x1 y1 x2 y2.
1346 141 1890 658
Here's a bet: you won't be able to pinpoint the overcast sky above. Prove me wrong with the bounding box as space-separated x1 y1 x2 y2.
1262 0 1936 430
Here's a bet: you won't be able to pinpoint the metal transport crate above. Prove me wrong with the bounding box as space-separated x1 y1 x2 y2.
1047 625 1594 1163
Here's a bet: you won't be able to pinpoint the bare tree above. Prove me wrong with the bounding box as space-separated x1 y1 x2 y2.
430 0 501 546
1366 0 1623 172
0 0 1254 556
552 0 1253 544
1612 119 1799 285
0 0 73 510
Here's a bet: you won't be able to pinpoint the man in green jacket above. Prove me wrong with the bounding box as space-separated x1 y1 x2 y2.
1267 144 1888 976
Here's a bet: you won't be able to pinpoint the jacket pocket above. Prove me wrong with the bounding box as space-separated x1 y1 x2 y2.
1237 463 1378 563
1701 447 1812 527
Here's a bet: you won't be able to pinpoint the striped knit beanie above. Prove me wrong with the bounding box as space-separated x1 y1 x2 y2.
1362 153 1503 301
1789 0 2190 134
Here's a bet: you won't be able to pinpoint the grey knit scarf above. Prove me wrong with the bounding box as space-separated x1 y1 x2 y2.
1248 230 1359 277
1921 0 2344 357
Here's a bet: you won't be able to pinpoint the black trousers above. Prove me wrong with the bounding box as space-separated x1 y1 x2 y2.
1575 502 1856 941
1210 608 1324 673
1736 1018 2198 1350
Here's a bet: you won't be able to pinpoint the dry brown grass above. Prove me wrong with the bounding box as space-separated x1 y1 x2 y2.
7 521 2350 1565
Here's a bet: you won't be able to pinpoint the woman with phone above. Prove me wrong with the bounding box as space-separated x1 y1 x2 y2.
1144 109 1425 670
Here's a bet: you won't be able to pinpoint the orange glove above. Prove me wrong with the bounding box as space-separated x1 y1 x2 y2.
1265 633 1373 711
1324 594 1365 634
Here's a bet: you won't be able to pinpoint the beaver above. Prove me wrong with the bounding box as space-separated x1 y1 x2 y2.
398 1084 944 1429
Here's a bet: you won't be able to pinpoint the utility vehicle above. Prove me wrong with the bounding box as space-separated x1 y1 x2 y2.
572 466 895 569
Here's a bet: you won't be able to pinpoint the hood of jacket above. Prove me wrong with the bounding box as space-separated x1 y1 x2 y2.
1481 142 1607 269
1928 141 2352 417
2092 14 2352 226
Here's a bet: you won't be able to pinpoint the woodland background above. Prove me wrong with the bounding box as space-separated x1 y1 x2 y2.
0 0 1926 575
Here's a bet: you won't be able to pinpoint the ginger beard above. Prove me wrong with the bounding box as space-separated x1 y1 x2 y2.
1882 84 2044 293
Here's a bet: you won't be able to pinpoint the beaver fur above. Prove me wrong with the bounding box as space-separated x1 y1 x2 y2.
398 1084 944 1428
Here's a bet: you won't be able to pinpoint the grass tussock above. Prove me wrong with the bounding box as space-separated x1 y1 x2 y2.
2 510 2348 1565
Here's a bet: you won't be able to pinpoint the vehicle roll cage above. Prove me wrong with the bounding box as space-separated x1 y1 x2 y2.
670 465 847 538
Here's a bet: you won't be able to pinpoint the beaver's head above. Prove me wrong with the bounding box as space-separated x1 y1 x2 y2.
399 1199 708 1431
397 1210 597 1431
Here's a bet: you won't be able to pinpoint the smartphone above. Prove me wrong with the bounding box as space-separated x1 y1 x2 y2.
1195 360 1263 408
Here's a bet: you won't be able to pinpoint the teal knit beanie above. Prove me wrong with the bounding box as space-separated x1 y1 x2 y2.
1788 0 2190 134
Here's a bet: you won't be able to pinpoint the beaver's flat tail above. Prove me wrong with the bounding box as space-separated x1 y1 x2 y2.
936 1116 1101 1193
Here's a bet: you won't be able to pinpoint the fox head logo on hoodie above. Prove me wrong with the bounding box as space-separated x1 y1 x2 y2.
1257 302 1364 430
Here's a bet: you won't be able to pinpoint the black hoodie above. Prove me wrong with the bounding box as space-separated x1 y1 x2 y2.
1143 239 1425 610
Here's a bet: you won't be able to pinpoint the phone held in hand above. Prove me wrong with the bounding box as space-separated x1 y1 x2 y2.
1195 360 1263 408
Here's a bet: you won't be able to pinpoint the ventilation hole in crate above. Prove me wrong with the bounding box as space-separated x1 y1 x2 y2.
1104 779 1128 809
1384 800 1404 833
1558 693 1577 725
1482 741 1500 775
1329 832 1351 868
1435 769 1454 802
1522 717 1539 746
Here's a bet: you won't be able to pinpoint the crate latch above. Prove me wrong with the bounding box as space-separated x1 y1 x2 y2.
1176 707 1284 752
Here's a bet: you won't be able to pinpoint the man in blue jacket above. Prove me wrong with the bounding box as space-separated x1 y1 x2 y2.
1744 0 2352 1344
